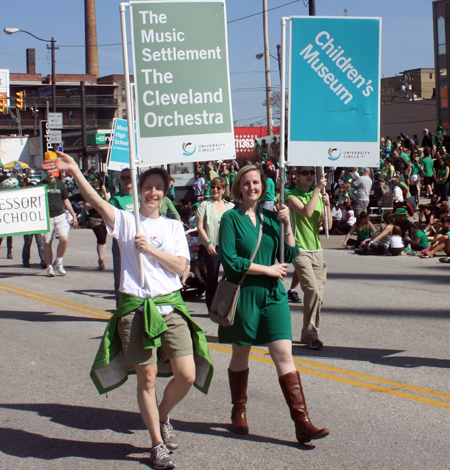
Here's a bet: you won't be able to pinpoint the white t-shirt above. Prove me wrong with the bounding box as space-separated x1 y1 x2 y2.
346 209 356 226
107 207 190 305
390 234 404 248
391 186 403 203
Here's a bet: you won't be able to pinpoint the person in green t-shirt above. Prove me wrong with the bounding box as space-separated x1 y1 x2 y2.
421 214 450 258
261 167 276 211
405 225 428 252
421 147 435 197
109 168 135 307
286 166 332 350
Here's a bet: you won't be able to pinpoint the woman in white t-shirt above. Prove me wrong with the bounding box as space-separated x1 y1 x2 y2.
42 153 213 470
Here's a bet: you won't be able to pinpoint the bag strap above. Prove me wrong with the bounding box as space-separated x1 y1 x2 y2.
237 208 264 287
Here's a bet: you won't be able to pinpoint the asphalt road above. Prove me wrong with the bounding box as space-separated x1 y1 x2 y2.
0 228 449 470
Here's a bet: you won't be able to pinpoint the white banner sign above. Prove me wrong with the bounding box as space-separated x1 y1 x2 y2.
0 186 50 237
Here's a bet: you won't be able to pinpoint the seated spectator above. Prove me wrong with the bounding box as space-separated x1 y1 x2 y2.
331 199 342 226
423 200 449 236
418 194 439 225
342 211 376 249
380 177 403 205
405 224 429 252
420 215 450 258
332 201 356 234
355 213 403 256
393 207 413 239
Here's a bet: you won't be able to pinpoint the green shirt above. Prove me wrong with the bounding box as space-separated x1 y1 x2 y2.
263 177 275 202
399 181 411 198
160 197 180 219
286 186 324 251
39 178 69 218
422 157 434 177
415 229 428 249
196 199 234 247
108 191 135 212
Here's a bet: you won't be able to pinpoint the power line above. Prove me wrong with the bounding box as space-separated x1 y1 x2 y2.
228 0 302 24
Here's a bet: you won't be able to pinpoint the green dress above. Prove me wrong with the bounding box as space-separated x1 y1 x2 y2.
218 206 298 346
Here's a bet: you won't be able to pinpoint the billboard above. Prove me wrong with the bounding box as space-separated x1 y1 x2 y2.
129 0 235 165
288 17 381 167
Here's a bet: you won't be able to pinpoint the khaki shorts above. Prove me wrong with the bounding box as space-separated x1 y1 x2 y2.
43 213 70 243
117 309 193 366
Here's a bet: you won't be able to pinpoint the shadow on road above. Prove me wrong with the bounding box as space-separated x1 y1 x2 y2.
0 427 148 462
67 289 115 301
292 344 450 369
321 306 450 319
328 271 450 286
0 310 105 323
0 403 315 453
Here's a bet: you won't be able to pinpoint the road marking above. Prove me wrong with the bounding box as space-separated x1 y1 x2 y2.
0 284 111 320
209 344 450 410
2 283 449 410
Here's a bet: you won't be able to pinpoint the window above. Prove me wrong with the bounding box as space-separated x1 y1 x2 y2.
438 16 446 55
122 109 127 119
121 88 126 102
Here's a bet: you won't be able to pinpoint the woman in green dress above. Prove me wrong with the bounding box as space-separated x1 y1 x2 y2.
218 165 329 445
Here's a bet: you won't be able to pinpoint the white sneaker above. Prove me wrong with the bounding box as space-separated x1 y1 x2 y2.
54 262 66 276
47 266 55 277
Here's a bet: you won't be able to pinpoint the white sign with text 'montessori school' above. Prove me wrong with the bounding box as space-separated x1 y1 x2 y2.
0 186 50 237
129 0 235 165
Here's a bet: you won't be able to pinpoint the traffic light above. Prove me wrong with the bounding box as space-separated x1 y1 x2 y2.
0 96 6 114
15 91 25 111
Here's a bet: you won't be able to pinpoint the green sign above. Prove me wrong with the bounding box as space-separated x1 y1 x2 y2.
129 0 235 164
87 133 111 145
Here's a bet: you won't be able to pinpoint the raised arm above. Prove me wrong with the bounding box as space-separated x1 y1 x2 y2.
42 152 116 229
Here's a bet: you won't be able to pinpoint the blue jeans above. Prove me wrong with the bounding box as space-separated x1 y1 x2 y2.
22 234 45 264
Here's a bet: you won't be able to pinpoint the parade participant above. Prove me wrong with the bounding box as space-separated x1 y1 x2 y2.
219 165 328 444
85 172 110 270
108 168 135 308
39 166 78 277
286 167 332 350
196 176 234 309
42 153 213 470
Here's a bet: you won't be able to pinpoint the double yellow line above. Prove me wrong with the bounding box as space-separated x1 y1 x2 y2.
0 283 112 320
209 343 450 410
2 282 450 410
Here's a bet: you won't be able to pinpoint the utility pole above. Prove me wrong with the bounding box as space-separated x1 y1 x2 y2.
263 0 273 135
309 0 316 16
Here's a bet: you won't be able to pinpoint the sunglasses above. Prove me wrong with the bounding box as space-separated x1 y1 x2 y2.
120 175 132 180
211 185 223 190
299 170 316 176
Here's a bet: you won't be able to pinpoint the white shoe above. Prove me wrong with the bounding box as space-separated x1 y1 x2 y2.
47 266 55 277
54 262 66 276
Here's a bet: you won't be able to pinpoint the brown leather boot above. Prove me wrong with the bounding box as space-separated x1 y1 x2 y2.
279 370 329 444
228 368 249 435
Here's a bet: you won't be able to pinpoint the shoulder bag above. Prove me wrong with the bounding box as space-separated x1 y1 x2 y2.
208 210 263 327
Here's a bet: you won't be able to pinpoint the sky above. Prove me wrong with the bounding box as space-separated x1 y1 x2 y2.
1 0 435 127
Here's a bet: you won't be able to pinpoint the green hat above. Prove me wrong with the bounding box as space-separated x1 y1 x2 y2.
437 126 443 132
192 202 200 208
88 172 101 180
394 207 408 216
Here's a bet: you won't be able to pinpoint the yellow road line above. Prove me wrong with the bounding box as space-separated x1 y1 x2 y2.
3 283 449 410
0 286 110 320
0 283 112 318
209 344 450 410
249 345 450 402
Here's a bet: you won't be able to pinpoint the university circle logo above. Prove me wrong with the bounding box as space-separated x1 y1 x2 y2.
328 148 341 161
149 236 163 248
182 142 196 156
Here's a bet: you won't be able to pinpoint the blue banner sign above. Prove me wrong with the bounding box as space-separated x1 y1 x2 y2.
288 17 381 167
107 119 137 171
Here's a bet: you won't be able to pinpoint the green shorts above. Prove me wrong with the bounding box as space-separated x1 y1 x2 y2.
117 309 193 366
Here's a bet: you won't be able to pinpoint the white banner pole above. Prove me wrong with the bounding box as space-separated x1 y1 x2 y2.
120 2 145 287
279 17 289 264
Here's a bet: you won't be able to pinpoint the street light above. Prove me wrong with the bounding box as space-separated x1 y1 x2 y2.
4 27 58 112
255 45 282 82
